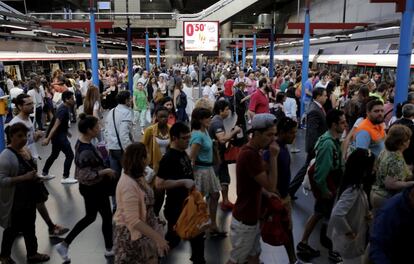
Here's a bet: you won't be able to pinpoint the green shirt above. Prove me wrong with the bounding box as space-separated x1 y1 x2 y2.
133 89 147 111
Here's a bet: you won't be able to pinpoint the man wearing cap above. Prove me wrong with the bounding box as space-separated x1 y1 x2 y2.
228 113 280 264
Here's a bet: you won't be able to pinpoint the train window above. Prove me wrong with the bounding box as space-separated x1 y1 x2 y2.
389 44 399 50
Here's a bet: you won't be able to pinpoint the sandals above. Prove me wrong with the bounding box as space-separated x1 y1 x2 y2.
27 253 50 263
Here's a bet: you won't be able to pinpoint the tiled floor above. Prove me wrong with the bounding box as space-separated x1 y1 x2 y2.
0 125 332 264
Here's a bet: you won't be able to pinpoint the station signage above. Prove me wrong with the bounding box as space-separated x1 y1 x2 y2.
183 21 219 55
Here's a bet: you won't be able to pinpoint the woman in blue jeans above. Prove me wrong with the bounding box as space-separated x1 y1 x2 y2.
55 114 116 263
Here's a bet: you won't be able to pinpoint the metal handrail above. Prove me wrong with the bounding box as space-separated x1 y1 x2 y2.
28 12 176 20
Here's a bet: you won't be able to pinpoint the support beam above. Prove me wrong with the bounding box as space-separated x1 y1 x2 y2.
253 34 257 71
395 0 413 113
300 2 311 119
127 22 133 94
235 44 239 65
269 17 275 78
156 37 161 67
89 9 99 86
145 31 150 71
242 36 246 70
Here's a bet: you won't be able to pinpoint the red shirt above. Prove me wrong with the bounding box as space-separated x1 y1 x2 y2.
224 79 234 97
233 145 266 225
249 89 269 114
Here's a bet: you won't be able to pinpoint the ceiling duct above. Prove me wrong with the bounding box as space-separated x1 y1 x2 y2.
257 13 272 29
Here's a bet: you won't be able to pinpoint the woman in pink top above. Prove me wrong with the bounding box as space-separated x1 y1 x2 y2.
114 143 169 264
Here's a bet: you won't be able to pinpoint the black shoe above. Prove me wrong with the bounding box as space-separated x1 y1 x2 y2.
296 242 320 258
328 250 343 263
0 256 16 264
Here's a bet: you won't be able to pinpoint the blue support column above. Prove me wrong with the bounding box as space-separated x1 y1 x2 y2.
269 20 275 78
300 6 311 119
235 44 239 65
89 9 99 86
156 37 161 67
242 36 246 70
395 0 414 113
127 20 133 94
145 31 150 71
253 34 257 71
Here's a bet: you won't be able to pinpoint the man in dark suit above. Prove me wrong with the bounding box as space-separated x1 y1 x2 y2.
289 88 328 198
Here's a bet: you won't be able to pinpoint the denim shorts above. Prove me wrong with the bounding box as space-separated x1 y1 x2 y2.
229 217 261 263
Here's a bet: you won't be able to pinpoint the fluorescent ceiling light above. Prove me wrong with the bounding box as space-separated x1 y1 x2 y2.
319 36 331 40
375 26 399 31
34 29 52 34
1 24 27 30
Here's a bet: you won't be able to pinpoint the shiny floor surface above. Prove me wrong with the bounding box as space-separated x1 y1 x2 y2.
0 125 332 264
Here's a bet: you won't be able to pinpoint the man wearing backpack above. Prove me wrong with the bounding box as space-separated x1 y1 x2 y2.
296 109 346 263
156 122 205 264
228 113 280 264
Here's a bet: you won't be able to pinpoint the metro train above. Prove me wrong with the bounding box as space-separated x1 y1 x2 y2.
0 27 411 83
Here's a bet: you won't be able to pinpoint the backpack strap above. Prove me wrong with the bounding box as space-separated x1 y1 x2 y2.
112 108 124 152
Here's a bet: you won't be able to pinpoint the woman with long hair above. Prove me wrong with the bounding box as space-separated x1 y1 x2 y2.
328 149 375 264
114 142 169 263
83 85 102 118
182 75 195 118
55 114 116 263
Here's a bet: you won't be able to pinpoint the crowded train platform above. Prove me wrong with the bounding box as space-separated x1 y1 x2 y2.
0 0 414 263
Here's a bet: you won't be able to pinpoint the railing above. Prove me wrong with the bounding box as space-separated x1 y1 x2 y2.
28 0 237 22
28 12 176 21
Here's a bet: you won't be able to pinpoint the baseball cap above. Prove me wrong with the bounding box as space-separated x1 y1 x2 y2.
247 113 277 133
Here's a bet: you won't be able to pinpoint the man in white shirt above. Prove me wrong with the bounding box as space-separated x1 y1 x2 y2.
202 78 216 103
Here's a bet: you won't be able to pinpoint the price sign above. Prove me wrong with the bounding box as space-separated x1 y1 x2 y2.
183 21 219 54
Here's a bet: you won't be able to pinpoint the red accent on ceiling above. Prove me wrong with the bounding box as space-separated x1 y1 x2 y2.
39 21 114 33
287 23 370 34
327 61 340 64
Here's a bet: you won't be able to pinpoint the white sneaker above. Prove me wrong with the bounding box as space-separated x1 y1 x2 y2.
55 242 70 262
61 178 78 184
291 148 301 153
104 248 114 257
39 173 56 181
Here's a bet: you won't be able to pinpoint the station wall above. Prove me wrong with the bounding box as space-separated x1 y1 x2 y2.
284 0 400 34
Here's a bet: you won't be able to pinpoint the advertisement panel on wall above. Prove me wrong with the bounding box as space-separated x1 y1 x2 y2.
183 21 219 55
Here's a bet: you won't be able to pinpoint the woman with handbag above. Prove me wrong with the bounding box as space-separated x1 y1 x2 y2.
142 106 171 216
190 107 223 236
327 149 375 264
114 142 169 264
55 114 116 263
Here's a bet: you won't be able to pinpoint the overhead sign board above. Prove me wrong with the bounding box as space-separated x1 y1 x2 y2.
183 21 219 55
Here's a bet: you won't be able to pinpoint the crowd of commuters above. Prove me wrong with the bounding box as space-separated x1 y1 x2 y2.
0 60 412 264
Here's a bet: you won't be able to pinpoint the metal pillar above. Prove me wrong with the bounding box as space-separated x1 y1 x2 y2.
89 8 99 86
145 31 150 71
269 17 275 78
198 54 203 98
126 11 133 93
156 37 161 67
253 34 257 71
231 49 234 62
235 44 239 65
242 36 246 70
395 0 414 113
300 3 311 119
